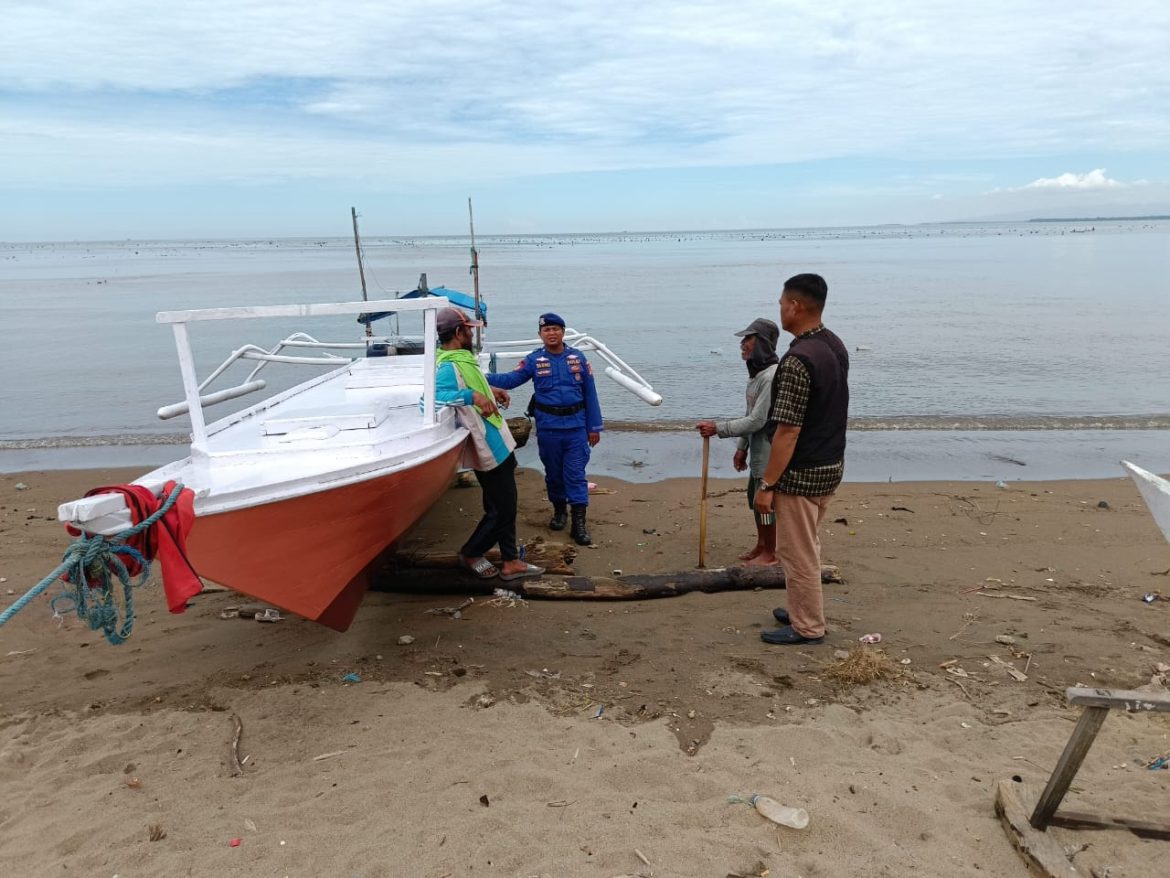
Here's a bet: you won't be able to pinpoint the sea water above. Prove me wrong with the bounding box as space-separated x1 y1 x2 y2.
2 221 1167 480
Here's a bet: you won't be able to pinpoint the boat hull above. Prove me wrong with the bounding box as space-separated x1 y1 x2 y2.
1123 460 1170 546
185 442 465 631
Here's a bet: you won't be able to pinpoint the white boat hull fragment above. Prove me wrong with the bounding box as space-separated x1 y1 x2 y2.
1122 460 1170 545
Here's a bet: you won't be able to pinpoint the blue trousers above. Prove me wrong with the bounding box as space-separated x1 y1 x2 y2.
537 429 591 507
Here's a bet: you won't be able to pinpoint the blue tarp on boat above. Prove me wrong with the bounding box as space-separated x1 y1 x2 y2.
357 287 487 326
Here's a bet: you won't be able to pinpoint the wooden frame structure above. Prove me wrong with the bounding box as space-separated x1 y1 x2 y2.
995 686 1170 877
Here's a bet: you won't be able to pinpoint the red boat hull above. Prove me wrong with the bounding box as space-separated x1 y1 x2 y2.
184 443 464 631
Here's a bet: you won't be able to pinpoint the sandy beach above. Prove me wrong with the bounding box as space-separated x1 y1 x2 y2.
2 466 1169 877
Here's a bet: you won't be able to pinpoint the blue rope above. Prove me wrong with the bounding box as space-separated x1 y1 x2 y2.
0 483 186 645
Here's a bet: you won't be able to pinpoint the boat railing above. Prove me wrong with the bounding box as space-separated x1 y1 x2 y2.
155 298 448 455
156 334 386 421
485 327 662 406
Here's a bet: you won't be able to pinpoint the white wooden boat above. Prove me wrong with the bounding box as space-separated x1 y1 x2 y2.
57 295 660 631
1122 460 1170 546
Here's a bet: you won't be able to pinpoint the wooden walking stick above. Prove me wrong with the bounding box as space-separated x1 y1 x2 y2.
698 434 710 567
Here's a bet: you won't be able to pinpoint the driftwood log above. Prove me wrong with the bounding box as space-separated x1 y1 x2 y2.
521 565 840 600
372 555 841 599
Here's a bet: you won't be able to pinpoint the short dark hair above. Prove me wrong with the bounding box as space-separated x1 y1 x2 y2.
783 273 828 307
437 327 459 343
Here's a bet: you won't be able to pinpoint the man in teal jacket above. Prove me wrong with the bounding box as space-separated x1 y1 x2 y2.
434 307 543 582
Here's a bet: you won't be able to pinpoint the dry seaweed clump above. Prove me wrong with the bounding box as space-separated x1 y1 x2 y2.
822 646 903 685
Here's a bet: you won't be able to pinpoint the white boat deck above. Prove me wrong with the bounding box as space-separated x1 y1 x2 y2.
141 356 464 515
60 298 468 532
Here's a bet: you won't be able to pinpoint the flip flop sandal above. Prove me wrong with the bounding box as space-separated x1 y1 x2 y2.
498 562 545 582
461 556 499 579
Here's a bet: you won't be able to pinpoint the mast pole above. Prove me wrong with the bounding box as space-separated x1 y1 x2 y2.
468 197 483 353
351 206 371 337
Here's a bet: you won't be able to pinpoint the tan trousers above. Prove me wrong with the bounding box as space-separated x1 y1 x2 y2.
773 492 834 638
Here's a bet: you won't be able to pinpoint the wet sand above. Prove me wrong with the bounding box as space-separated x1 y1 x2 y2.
2 467 1169 877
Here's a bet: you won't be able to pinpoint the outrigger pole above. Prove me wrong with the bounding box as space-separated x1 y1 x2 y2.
468 197 483 353
351 206 372 337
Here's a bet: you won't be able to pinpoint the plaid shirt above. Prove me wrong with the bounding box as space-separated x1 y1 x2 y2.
767 325 844 496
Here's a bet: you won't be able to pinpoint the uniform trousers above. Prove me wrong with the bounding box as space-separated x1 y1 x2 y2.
537 428 591 507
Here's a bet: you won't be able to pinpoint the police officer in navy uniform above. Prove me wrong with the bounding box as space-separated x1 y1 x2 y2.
487 313 603 545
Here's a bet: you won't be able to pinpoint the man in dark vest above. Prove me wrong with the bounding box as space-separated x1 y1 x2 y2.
753 273 849 645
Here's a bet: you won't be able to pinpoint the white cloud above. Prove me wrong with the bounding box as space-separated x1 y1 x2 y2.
1022 169 1128 190
0 1 1168 233
3 4 1168 168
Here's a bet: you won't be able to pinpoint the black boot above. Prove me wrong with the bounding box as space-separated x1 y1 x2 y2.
549 501 568 531
570 505 592 546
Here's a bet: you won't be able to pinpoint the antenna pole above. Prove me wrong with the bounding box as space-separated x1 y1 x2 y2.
351 207 371 337
468 198 483 352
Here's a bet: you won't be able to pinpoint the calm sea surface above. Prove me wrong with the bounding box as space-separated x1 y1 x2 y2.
2 221 1168 479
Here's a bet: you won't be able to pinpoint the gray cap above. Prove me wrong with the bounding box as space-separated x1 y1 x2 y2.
733 318 779 345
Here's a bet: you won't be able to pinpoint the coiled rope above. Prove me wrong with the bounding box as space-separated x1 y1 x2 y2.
0 483 185 645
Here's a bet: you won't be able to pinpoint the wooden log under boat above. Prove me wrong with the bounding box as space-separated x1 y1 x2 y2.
387 540 578 577
522 564 841 600
371 558 841 599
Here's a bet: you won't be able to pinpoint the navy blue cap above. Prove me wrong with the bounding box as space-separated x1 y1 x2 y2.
538 312 566 328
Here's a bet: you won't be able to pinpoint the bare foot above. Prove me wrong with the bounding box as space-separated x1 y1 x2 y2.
738 545 764 561
745 553 780 567
498 560 528 576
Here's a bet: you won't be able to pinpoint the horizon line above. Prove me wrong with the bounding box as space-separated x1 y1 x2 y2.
5 215 1168 246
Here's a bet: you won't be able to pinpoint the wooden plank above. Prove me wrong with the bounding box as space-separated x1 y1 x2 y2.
1050 810 1170 840
994 780 1082 877
1030 707 1109 830
1065 686 1170 713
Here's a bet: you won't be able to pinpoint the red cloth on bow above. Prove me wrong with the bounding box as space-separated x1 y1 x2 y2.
65 481 201 613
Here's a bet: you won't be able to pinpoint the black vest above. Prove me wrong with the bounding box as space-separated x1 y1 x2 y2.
783 327 849 470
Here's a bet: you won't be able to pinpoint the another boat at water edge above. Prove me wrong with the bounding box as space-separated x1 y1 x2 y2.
56 294 661 633
1122 460 1170 546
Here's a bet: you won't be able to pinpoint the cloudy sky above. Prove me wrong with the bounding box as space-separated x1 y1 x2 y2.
2 1 1168 239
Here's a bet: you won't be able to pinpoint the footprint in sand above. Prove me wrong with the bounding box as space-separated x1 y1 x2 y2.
83 668 110 680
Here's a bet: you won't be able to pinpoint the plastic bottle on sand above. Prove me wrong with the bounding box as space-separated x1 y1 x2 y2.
750 794 809 829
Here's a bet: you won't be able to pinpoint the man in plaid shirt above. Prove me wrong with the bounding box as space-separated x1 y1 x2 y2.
753 274 849 645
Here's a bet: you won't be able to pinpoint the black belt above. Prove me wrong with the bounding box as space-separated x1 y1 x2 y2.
534 400 585 416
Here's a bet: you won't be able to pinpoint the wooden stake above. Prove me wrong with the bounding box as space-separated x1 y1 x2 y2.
698 435 710 568
228 713 244 777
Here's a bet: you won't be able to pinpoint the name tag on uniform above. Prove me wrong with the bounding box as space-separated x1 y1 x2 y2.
535 356 552 377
